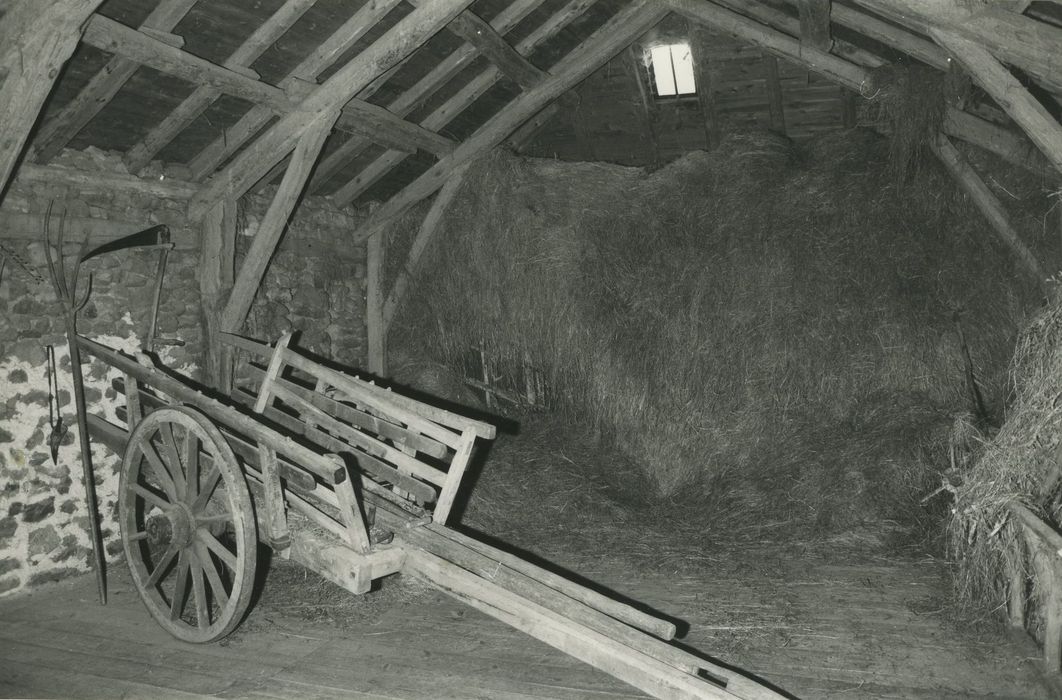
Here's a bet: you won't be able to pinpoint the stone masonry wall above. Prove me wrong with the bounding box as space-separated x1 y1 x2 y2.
0 150 371 599
240 189 369 368
0 150 202 598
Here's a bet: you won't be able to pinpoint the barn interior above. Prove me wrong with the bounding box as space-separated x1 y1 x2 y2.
2 0 1062 698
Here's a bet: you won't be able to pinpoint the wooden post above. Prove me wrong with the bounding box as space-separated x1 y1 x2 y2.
0 0 103 199
932 134 1049 289
763 55 786 135
219 109 338 335
689 23 721 151
798 0 833 52
200 198 237 389
366 229 387 377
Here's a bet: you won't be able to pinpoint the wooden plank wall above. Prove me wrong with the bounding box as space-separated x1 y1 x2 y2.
523 22 850 166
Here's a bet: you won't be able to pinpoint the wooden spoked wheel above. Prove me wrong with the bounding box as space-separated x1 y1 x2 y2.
119 406 257 643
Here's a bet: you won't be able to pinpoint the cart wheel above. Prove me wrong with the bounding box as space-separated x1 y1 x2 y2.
119 405 257 643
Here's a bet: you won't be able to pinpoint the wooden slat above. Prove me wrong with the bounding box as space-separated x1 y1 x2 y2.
330 455 372 556
0 0 103 197
242 364 450 459
123 0 318 174
931 27 1062 176
28 0 196 165
308 0 547 193
230 385 439 504
187 0 475 218
342 0 669 227
186 0 403 180
330 0 602 205
219 109 337 333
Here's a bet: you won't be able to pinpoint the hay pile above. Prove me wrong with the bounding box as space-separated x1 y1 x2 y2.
386 128 1048 540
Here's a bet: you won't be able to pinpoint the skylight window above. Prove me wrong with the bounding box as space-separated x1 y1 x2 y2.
648 42 696 98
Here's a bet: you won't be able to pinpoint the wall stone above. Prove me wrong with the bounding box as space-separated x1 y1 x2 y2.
1 148 371 599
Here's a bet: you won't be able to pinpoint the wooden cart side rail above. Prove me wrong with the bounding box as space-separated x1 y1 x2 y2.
229 386 438 503
242 363 449 459
220 332 496 441
112 376 434 513
404 549 751 700
76 335 345 485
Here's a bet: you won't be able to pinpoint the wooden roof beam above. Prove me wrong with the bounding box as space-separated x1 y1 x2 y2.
307 0 550 193
345 0 669 241
850 0 1062 95
29 0 196 165
188 0 476 220
669 0 1049 174
0 0 103 199
81 14 455 164
123 0 318 175
185 0 402 181
330 0 597 206
932 28 1062 176
444 9 546 90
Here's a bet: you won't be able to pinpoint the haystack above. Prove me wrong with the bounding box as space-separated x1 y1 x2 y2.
385 128 1049 540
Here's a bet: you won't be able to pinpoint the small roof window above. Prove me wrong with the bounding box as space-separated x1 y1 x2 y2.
648 42 696 98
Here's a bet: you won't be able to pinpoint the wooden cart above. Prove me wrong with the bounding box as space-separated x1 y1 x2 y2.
80 330 781 700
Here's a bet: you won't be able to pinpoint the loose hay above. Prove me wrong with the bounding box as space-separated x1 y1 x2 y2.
385 128 1049 540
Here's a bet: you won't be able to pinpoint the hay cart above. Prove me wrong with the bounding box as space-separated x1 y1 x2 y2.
57 233 778 700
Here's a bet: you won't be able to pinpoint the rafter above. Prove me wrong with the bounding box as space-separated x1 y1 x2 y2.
668 0 1049 173
0 0 103 197
185 0 403 181
186 0 476 220
931 28 1062 176
330 0 598 206
81 14 454 162
347 0 669 240
798 0 832 51
307 0 551 194
445 9 545 90
29 0 196 165
123 0 318 174
850 0 1062 96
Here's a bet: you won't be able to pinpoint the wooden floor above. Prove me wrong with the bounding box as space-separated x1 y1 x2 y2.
0 546 1057 700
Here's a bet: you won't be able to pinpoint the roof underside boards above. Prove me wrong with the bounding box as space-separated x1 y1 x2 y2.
6 0 1062 223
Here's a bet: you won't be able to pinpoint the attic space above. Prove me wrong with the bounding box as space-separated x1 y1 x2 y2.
3 1 1062 698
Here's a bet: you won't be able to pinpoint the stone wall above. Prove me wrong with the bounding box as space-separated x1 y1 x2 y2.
240 189 369 368
0 150 202 597
0 150 371 599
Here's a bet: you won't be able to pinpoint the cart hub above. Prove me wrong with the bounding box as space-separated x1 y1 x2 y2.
146 504 195 549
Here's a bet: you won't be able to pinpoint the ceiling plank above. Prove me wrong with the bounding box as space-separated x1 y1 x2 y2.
0 0 103 198
932 27 1062 176
186 0 403 180
123 0 318 175
331 0 598 206
345 0 669 240
308 0 550 194
669 0 1050 174
851 0 1062 95
29 0 196 165
220 109 338 333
